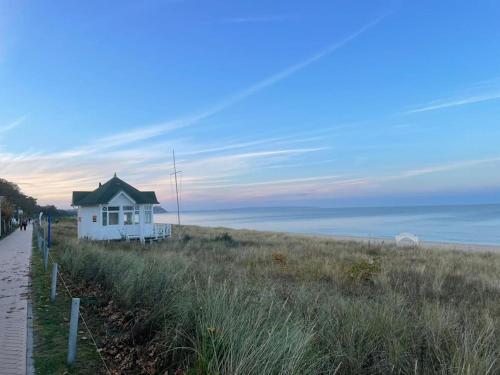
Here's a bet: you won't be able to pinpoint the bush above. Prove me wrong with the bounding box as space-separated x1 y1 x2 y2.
213 232 238 245
346 258 381 284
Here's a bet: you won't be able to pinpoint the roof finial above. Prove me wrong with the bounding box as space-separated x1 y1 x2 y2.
114 172 117 178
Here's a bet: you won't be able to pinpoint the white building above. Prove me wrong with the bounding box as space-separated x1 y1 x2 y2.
72 174 170 241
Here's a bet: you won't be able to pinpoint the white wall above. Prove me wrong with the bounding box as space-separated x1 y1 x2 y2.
77 206 100 240
77 191 156 240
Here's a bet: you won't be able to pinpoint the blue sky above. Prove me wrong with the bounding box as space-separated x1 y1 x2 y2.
1 0 500 209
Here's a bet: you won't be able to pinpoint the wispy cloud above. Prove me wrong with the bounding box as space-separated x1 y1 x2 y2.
0 115 27 134
4 124 500 208
213 15 385 110
220 15 292 24
396 156 500 178
405 92 500 114
0 16 389 206
173 156 500 205
58 15 384 157
331 156 500 189
201 175 344 189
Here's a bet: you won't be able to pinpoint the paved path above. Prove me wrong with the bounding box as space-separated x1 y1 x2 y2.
0 226 32 375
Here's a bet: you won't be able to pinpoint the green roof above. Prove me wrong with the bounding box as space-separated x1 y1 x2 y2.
72 176 159 206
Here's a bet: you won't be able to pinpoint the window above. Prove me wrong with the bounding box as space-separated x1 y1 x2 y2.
144 204 152 224
109 212 119 225
102 206 119 226
123 212 133 225
123 205 134 225
134 205 140 224
92 215 97 223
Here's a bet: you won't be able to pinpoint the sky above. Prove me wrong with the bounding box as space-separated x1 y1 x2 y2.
1 0 500 210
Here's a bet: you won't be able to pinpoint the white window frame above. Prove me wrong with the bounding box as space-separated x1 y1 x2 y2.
144 204 152 224
134 205 140 224
102 206 107 226
123 205 134 225
102 205 120 226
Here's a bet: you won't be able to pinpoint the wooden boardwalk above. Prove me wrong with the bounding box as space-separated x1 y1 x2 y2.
0 226 32 375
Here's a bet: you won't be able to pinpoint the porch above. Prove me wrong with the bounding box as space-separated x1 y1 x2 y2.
120 223 172 242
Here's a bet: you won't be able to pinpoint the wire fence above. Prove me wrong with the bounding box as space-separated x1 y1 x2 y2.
33 221 112 374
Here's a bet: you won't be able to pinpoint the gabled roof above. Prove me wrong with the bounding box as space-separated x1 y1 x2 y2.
72 175 159 206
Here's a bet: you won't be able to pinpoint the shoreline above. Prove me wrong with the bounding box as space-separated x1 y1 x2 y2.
181 223 500 253
312 233 500 253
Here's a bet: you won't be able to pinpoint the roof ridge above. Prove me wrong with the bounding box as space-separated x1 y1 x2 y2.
72 176 159 206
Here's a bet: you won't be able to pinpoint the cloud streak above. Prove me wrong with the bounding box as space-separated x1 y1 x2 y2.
58 15 385 157
212 15 386 111
0 115 27 134
220 15 291 24
405 92 500 114
173 155 500 205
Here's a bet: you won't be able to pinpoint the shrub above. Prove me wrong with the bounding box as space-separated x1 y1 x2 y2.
346 258 381 284
213 232 238 246
272 252 286 265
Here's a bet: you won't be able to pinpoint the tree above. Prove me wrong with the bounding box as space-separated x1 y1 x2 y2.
0 178 38 215
38 205 70 218
1 196 15 234
0 178 72 226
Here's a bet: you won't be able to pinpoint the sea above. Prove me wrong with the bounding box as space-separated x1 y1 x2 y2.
155 204 500 246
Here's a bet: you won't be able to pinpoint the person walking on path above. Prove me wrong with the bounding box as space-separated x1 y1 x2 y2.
0 224 32 374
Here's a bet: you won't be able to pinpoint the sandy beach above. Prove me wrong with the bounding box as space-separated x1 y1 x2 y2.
178 223 500 253
318 233 500 253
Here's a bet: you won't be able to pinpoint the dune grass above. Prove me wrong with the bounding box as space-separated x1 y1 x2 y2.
51 220 500 374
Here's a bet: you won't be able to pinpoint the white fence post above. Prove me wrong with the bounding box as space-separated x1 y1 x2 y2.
67 298 80 365
50 263 58 301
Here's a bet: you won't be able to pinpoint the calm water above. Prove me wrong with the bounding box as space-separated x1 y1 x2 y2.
155 204 500 246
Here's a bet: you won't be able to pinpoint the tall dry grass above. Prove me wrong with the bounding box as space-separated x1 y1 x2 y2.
53 220 500 374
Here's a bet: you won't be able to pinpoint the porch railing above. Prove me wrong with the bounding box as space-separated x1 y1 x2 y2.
154 223 171 239
120 223 172 241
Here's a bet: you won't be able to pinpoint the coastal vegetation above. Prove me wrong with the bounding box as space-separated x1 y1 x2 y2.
46 219 500 374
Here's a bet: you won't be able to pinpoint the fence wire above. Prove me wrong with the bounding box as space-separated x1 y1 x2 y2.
35 222 112 375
